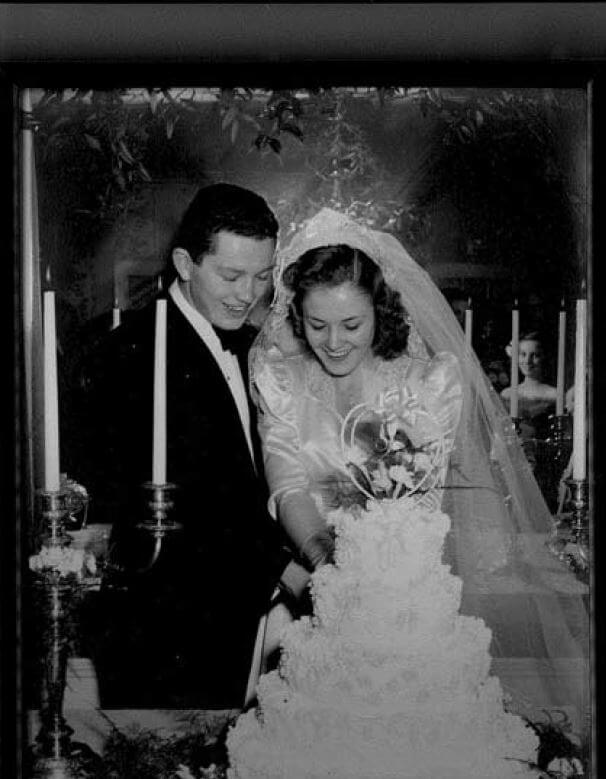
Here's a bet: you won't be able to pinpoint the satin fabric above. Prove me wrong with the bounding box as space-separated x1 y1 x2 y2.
254 348 462 518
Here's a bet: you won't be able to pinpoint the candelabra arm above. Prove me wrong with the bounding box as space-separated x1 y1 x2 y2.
135 482 181 572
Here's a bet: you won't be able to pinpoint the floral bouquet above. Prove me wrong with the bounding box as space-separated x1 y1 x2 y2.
341 386 447 502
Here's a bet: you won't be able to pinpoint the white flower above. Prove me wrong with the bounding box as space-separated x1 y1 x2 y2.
370 462 392 492
84 553 97 576
389 465 414 489
29 545 96 580
385 418 399 441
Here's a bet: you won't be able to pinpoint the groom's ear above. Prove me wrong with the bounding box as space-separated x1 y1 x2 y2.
172 247 193 282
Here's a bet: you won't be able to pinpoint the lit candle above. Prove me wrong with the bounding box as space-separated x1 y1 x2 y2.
556 299 566 416
152 298 167 485
572 299 587 480
43 289 61 492
112 298 121 330
509 301 519 419
464 297 473 349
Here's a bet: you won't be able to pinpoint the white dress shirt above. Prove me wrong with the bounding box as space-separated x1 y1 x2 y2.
169 280 255 466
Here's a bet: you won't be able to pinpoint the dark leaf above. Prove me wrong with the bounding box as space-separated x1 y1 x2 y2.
118 140 136 164
280 122 303 141
165 115 176 140
138 164 152 182
268 137 282 154
84 134 102 151
254 133 268 150
221 106 238 130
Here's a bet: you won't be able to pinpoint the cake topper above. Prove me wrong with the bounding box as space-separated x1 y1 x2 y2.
341 386 446 502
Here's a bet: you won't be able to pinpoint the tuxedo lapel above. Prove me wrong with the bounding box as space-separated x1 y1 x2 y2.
166 299 258 479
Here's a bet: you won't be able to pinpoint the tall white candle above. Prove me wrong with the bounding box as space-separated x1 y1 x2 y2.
556 300 566 416
464 298 473 349
43 290 61 492
112 299 121 330
510 303 520 418
572 299 587 480
152 298 167 485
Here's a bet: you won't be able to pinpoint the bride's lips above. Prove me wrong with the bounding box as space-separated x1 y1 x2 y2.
324 349 353 361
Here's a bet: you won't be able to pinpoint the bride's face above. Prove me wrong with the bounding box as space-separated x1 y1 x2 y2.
301 282 376 377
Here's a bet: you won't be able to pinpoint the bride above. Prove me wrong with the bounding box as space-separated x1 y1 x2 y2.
249 208 589 742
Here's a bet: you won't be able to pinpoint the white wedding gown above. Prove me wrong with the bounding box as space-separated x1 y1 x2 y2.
253 343 589 738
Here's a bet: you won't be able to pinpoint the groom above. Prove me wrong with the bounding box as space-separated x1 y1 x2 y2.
78 183 308 709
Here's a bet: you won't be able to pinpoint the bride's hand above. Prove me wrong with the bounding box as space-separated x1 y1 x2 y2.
300 529 336 570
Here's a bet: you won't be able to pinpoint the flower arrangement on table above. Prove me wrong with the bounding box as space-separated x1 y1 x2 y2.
85 718 235 779
513 709 588 778
341 387 447 502
29 544 97 582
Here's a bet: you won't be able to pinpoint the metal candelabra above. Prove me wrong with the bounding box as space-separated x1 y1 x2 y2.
29 489 100 779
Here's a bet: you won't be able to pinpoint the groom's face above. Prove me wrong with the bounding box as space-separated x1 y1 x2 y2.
174 230 275 330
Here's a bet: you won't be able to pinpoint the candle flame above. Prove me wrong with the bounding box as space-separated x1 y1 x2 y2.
158 276 163 292
45 265 51 285
467 297 472 309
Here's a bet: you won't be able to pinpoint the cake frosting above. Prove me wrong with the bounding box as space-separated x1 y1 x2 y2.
227 498 538 778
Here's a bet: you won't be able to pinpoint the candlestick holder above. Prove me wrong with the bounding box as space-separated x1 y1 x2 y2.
136 482 181 571
546 413 573 465
566 477 589 545
28 490 101 779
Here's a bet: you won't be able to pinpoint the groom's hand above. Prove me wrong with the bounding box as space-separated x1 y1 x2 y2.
279 560 310 601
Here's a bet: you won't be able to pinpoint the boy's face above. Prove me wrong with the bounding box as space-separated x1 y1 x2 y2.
174 230 275 330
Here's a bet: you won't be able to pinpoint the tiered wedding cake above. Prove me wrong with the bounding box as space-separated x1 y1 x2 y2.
227 498 538 778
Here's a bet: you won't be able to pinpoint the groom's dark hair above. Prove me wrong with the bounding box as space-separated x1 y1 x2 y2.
284 244 410 360
171 182 278 263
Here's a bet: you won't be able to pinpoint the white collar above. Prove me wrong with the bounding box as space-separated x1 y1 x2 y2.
168 279 225 355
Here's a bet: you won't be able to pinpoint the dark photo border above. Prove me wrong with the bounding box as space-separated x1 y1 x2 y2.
2 4 605 778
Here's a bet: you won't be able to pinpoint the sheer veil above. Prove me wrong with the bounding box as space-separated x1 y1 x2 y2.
251 208 589 732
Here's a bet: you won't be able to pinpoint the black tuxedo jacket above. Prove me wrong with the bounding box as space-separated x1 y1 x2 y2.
75 296 291 708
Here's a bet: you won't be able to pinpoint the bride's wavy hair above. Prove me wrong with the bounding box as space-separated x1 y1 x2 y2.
283 244 409 360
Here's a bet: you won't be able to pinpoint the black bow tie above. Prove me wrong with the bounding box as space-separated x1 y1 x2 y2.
213 326 250 355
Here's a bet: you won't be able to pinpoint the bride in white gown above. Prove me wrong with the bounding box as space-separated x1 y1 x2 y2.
249 208 589 743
